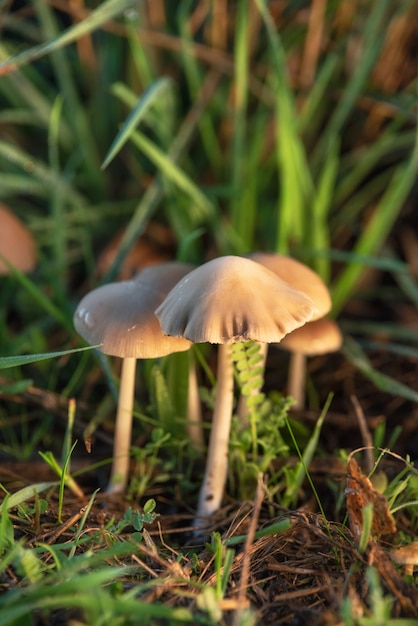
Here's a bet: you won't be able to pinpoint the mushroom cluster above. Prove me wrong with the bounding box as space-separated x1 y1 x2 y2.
73 252 340 523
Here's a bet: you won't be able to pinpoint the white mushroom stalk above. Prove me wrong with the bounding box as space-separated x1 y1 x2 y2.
155 255 318 523
73 262 194 494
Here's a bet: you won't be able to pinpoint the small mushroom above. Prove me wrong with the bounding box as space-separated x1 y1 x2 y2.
239 252 333 416
135 262 204 449
278 318 343 409
0 204 37 274
248 252 332 319
390 542 418 576
73 262 194 493
155 255 318 522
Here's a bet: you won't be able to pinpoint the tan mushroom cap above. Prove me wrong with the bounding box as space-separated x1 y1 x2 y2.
135 261 195 293
278 318 343 356
74 280 192 358
391 542 418 568
0 204 37 274
248 252 331 320
155 255 318 344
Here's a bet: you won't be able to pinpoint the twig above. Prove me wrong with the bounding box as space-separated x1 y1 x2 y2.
350 395 374 473
233 473 265 624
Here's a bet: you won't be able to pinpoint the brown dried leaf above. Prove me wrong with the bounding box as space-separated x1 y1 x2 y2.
346 457 396 542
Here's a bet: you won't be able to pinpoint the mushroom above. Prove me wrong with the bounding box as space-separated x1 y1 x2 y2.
238 252 333 416
277 318 343 409
134 262 204 450
155 255 318 522
0 204 37 274
248 253 332 319
390 542 418 576
73 262 194 493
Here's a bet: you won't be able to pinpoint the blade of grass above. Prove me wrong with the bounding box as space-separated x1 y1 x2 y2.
0 0 139 75
34 0 103 183
0 253 74 330
177 3 223 174
334 129 416 212
230 0 250 243
130 129 215 225
225 517 291 546
306 138 339 282
48 95 67 290
0 45 72 145
102 77 174 169
126 22 155 86
0 482 58 513
332 128 418 314
0 345 101 370
0 141 86 207
342 336 418 404
282 393 333 509
102 71 221 282
254 0 315 253
341 319 418 342
313 0 391 165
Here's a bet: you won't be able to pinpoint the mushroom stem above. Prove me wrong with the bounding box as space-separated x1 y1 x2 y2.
287 351 306 410
107 356 137 493
186 350 204 451
195 344 234 522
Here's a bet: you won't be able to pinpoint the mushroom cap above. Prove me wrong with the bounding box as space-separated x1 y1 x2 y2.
278 318 343 355
0 204 37 274
248 252 331 320
74 280 192 358
155 255 318 344
135 261 195 293
391 542 418 566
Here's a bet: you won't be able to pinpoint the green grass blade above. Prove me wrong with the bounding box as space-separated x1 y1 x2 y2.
332 131 418 313
0 254 74 329
282 394 333 508
0 0 139 74
334 129 415 210
0 141 86 207
34 0 102 183
313 0 391 164
0 45 72 144
0 346 101 370
177 5 223 174
101 76 220 281
102 77 174 169
48 95 67 288
230 0 250 242
131 130 215 225
307 138 339 282
254 0 314 253
343 336 418 404
0 482 58 512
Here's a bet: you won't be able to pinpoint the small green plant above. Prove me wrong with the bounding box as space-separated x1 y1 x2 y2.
108 499 158 543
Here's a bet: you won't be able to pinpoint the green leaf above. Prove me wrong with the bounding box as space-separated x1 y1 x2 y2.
102 77 173 169
0 0 139 74
0 482 58 513
0 345 101 370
